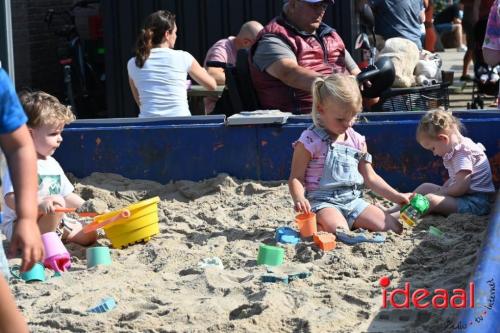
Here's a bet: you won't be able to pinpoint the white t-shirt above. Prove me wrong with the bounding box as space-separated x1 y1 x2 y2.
0 156 74 240
127 48 194 118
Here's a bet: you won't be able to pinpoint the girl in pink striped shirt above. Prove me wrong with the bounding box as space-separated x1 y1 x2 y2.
416 109 495 215
289 74 411 234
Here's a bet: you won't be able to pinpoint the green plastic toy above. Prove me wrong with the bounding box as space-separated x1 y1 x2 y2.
400 194 430 227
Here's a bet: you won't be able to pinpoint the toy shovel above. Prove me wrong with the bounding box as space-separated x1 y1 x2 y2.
82 209 131 233
54 207 99 217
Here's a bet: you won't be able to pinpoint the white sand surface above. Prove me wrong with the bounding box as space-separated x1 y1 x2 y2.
5 173 490 333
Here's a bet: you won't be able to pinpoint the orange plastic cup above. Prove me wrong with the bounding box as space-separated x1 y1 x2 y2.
295 212 317 238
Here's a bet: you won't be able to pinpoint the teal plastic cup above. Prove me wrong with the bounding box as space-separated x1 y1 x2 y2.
257 244 284 266
86 246 112 268
10 262 46 282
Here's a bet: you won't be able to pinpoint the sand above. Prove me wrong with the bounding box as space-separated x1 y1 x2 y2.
5 173 491 333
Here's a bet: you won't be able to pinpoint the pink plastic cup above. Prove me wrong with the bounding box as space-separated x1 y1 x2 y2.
41 232 71 273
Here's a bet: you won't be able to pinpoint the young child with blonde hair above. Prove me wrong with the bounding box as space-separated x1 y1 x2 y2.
415 109 495 215
1 91 97 246
289 74 411 235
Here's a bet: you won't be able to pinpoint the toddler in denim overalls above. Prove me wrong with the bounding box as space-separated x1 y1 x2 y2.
289 74 410 234
305 125 372 229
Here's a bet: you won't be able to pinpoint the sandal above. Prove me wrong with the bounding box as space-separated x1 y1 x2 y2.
335 227 386 245
56 215 83 243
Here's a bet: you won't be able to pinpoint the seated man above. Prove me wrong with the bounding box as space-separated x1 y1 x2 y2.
434 2 467 50
204 21 264 114
249 0 363 114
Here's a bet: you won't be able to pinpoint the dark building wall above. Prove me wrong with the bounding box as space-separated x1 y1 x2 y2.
12 0 75 98
10 0 358 118
104 0 358 118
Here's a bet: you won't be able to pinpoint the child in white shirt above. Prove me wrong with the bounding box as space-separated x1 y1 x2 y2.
1 91 97 245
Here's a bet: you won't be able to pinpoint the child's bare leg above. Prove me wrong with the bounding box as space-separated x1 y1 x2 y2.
353 204 403 234
316 207 349 234
426 193 458 215
67 229 97 247
59 217 97 246
414 183 441 195
37 213 64 234
0 276 28 333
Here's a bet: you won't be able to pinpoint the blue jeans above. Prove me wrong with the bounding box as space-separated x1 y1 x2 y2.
457 192 492 216
309 188 370 229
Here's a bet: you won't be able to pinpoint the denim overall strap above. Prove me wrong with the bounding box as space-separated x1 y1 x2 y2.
309 126 367 194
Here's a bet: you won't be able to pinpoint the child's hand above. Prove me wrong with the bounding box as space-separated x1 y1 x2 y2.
9 218 44 272
294 197 311 214
38 195 65 214
395 192 412 205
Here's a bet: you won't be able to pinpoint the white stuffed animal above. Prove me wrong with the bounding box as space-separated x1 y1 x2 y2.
414 51 443 86
377 38 420 88
489 66 500 83
476 64 500 84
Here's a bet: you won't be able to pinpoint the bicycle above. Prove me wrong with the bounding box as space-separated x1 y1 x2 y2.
44 0 105 118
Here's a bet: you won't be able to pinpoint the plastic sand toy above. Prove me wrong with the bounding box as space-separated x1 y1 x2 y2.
428 226 445 238
295 212 317 238
400 194 430 227
257 244 284 266
275 227 300 244
87 297 117 313
83 197 160 249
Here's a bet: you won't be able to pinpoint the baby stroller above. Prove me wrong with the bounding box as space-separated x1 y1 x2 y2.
468 18 500 109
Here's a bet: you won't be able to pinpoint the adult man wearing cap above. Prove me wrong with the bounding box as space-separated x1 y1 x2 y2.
250 0 363 114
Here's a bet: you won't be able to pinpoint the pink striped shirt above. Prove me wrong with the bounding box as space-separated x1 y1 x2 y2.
442 136 495 193
203 37 237 114
293 127 367 191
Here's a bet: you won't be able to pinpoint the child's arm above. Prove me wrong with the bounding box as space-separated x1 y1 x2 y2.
64 193 85 209
0 125 43 272
288 142 312 213
0 276 29 333
437 170 471 197
358 145 411 205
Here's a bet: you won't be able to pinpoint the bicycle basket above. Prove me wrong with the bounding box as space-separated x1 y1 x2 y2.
373 83 450 112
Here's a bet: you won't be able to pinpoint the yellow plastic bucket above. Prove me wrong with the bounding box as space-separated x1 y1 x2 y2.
97 196 160 249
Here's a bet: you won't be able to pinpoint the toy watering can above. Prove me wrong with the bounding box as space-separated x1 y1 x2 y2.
400 194 430 227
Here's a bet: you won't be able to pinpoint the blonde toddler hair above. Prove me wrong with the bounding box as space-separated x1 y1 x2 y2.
416 109 463 142
18 91 75 128
311 74 362 127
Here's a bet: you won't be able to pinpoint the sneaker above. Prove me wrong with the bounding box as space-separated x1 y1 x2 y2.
460 74 473 81
457 44 468 52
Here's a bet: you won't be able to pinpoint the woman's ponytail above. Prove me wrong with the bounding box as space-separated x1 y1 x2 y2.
135 28 154 68
133 10 176 68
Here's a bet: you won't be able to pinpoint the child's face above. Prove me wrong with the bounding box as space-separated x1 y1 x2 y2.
30 122 65 159
318 97 357 136
418 133 450 157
